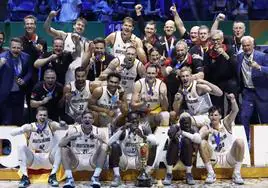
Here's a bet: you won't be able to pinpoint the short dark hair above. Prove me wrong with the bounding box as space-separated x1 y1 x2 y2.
146 20 156 28
53 37 64 44
75 17 87 26
75 67 86 75
82 109 93 118
37 106 48 113
146 63 158 72
208 106 222 116
0 31 5 40
107 72 121 82
148 47 159 56
44 68 56 75
10 37 22 45
93 37 106 45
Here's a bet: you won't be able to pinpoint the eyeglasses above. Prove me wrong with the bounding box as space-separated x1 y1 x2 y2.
211 38 221 42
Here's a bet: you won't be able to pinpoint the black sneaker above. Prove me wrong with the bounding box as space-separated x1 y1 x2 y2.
18 175 30 188
48 173 59 187
186 173 195 185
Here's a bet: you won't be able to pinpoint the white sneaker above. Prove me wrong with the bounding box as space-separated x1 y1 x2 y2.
232 173 244 185
205 173 216 184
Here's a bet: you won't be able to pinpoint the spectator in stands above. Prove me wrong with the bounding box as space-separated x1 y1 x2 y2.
34 37 74 85
0 32 8 53
6 0 36 21
58 0 82 22
0 37 32 125
205 30 238 115
35 0 56 21
237 36 268 143
30 69 63 121
82 37 115 81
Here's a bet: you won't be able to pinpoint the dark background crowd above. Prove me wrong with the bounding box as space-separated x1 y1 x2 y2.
0 0 268 22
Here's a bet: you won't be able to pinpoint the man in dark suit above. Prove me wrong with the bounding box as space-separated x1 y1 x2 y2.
0 37 32 125
237 35 268 143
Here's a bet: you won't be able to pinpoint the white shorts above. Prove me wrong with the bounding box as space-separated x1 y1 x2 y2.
193 114 210 128
75 154 95 171
211 151 236 168
119 154 139 170
30 153 52 170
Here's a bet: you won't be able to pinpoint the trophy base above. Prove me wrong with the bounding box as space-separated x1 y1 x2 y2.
135 171 152 187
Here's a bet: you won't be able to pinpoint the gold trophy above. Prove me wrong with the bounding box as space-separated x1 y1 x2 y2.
136 142 152 187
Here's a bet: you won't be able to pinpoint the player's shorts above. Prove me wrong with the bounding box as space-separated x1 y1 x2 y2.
119 154 139 170
211 150 236 168
73 153 95 171
30 152 53 170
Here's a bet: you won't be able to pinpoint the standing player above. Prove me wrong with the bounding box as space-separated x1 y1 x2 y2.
199 94 245 184
173 66 223 128
61 67 98 124
105 17 147 64
131 64 170 131
107 112 157 187
59 110 108 188
10 106 67 188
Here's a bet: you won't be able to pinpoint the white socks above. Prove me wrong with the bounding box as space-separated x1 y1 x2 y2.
65 169 73 179
93 167 102 177
166 165 173 174
113 167 120 177
185 166 192 174
234 162 242 175
51 148 61 175
205 162 215 175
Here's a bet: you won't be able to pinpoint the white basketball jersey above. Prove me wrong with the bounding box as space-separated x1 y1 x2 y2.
139 78 162 111
66 80 91 119
121 129 143 157
118 56 140 95
208 120 233 153
97 86 120 110
28 122 54 153
183 80 212 115
112 31 136 58
64 33 86 57
70 124 100 155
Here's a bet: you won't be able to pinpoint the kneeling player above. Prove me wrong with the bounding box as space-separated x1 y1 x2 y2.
59 110 108 188
11 106 68 188
199 94 244 184
108 112 157 187
163 112 201 185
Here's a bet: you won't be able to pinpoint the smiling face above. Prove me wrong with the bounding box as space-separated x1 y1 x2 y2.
81 112 94 130
242 37 254 56
190 26 199 43
211 33 224 49
10 41 22 58
164 20 175 36
146 66 158 83
73 20 85 34
198 28 209 43
149 50 160 64
124 47 137 67
175 43 188 61
24 18 36 35
75 70 87 88
53 39 64 55
209 110 222 127
145 23 156 38
94 42 105 56
107 76 120 93
36 110 48 124
122 21 134 35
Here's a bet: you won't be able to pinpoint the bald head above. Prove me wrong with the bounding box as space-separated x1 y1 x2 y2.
164 20 176 36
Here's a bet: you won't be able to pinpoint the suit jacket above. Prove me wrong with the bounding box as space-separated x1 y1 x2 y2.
237 50 268 101
0 50 31 104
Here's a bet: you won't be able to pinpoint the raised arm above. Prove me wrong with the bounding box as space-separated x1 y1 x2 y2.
196 79 223 96
98 58 120 80
105 32 116 48
223 93 239 133
211 13 225 32
34 54 58 68
44 10 67 38
10 124 34 136
170 5 186 37
135 4 146 37
135 37 147 64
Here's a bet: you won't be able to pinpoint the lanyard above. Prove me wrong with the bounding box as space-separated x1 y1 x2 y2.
13 57 22 76
107 88 118 108
213 132 221 151
164 36 175 58
145 79 155 96
36 121 48 134
175 54 188 70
